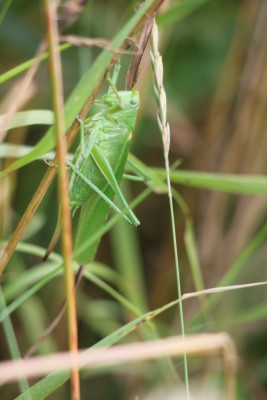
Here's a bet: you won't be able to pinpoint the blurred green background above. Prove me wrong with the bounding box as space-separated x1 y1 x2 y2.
0 0 267 399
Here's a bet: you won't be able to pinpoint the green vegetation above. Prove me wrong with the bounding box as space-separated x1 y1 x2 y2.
0 1 266 399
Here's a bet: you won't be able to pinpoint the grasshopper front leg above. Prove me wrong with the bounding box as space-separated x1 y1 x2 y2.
76 116 98 160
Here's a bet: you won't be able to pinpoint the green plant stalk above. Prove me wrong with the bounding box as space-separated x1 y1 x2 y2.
165 155 190 396
0 286 30 397
44 0 79 398
150 20 189 398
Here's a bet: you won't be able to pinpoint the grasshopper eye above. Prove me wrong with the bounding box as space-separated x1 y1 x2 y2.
130 100 137 106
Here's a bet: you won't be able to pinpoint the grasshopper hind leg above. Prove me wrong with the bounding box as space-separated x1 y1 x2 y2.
68 160 136 225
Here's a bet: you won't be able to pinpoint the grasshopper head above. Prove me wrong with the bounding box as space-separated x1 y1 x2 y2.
116 89 140 131
102 89 140 130
118 89 140 109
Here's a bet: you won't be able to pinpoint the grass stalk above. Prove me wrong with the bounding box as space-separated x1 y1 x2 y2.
150 20 190 398
43 0 80 398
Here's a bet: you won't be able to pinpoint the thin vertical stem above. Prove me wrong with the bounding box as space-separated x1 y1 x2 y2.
150 19 190 398
164 154 189 397
44 1 80 399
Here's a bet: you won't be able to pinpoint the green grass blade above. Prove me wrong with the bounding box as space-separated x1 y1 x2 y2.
82 267 142 317
0 143 58 161
3 262 60 302
0 266 62 323
154 168 267 195
0 44 70 85
0 110 54 129
0 286 30 397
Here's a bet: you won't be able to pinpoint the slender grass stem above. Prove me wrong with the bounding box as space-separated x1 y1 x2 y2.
165 154 190 396
150 19 190 398
44 0 80 399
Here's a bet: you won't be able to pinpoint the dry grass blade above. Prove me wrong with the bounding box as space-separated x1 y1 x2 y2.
182 280 267 301
44 0 80 398
58 0 88 28
0 334 237 400
126 16 154 90
60 35 138 54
